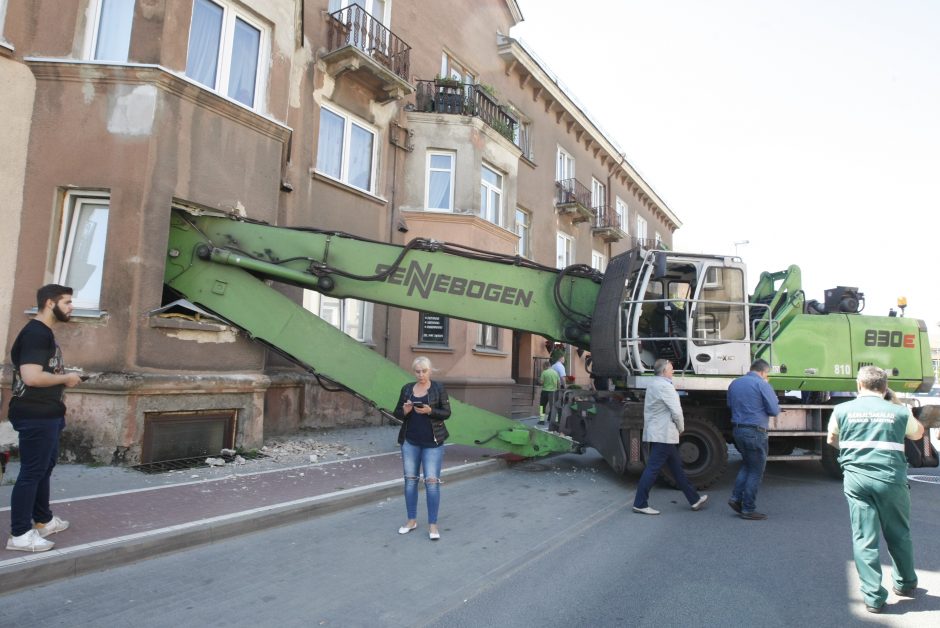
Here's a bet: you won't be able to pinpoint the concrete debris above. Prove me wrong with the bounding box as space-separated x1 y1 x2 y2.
260 437 353 464
233 455 247 465
220 448 237 456
205 457 226 467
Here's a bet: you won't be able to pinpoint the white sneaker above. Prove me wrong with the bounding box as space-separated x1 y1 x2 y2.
6 529 55 552
632 506 660 515
34 515 70 538
691 495 709 511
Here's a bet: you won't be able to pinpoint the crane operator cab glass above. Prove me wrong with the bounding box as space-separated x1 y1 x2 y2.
624 251 750 378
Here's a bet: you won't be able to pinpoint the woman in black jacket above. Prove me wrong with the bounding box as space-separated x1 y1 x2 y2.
392 356 451 540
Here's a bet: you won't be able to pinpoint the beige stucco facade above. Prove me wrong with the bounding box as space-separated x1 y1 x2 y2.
1 0 680 464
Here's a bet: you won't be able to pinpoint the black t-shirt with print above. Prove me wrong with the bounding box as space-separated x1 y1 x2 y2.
9 319 67 419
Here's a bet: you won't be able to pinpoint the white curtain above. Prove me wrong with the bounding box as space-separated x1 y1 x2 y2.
348 123 374 190
316 109 345 179
427 154 452 210
64 203 109 308
186 0 223 88
94 0 134 62
227 17 260 106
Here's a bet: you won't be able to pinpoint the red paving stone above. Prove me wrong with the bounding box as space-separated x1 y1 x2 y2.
1 445 498 558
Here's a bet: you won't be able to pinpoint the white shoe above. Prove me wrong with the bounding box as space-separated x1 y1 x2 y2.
35 515 70 538
691 495 709 511
6 529 55 552
398 523 417 535
632 506 660 515
429 529 441 541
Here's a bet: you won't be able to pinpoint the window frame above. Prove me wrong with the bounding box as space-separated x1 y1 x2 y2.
636 215 648 242
556 146 575 181
615 196 628 232
425 150 455 211
556 232 574 269
591 250 607 272
591 177 605 210
316 103 379 194
184 0 269 110
514 207 530 258
303 290 374 343
329 0 391 26
480 163 503 226
440 51 475 84
478 324 499 350
53 191 111 311
84 0 135 62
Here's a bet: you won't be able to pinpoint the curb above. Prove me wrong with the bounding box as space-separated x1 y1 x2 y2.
0 457 505 595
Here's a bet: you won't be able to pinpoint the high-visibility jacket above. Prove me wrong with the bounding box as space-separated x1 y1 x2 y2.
829 394 915 485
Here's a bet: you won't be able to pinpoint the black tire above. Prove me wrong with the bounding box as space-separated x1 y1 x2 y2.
821 442 843 479
661 417 728 489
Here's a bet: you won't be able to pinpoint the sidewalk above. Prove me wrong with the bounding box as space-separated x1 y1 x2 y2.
0 425 513 595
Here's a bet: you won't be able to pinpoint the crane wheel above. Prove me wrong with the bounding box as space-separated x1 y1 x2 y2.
659 417 728 490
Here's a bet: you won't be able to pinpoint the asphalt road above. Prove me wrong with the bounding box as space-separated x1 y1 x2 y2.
2 451 939 627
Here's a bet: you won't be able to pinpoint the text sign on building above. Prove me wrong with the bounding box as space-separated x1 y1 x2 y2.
419 313 448 345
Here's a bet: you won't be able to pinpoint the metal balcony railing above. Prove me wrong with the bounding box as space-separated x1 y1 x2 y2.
592 204 625 231
554 178 592 210
414 80 516 141
327 5 411 81
633 237 666 250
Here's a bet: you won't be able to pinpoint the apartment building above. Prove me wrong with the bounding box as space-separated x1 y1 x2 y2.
0 0 679 464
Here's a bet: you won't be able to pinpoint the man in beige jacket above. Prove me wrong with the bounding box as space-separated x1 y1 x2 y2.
632 359 708 515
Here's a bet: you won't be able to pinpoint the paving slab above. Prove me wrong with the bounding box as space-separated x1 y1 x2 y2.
0 441 507 595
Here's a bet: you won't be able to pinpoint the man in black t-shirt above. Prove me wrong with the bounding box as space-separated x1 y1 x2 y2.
6 284 82 552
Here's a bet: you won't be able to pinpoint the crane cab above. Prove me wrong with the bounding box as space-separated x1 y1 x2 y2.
590 248 756 390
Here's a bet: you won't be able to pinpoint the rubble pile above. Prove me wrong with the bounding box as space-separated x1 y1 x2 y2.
260 437 353 464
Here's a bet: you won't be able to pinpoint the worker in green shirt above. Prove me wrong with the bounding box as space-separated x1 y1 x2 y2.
827 365 925 614
539 362 561 430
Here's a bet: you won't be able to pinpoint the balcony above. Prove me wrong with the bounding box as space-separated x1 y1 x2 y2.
554 178 594 224
322 5 413 101
415 80 517 142
632 237 667 250
591 205 627 242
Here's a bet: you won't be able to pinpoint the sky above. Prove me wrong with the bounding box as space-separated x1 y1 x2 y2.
512 0 940 343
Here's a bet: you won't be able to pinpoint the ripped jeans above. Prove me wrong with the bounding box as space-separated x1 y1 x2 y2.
401 440 444 524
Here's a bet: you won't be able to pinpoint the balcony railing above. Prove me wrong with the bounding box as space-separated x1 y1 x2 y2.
633 237 666 250
554 178 594 223
327 5 410 82
591 205 626 242
415 80 516 141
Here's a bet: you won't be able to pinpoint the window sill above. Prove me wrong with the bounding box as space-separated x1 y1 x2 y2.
472 347 508 357
0 41 14 59
410 344 454 354
312 171 388 206
520 154 537 169
149 316 234 332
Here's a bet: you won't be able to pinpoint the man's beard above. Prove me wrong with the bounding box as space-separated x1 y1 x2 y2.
53 304 71 322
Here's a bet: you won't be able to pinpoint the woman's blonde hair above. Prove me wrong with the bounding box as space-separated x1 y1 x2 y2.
412 356 433 372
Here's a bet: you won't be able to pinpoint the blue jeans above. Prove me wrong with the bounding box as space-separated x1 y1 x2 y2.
401 440 444 524
9 417 64 536
634 442 700 508
731 426 768 513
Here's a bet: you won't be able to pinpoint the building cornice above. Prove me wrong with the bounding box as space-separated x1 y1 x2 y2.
24 59 292 145
496 37 681 231
505 0 524 24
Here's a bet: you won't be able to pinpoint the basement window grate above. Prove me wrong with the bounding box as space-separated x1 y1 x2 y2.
131 450 268 474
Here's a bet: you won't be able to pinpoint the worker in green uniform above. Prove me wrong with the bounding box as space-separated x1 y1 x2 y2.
826 365 925 614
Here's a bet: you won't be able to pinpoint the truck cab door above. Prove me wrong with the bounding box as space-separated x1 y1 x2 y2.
687 264 750 376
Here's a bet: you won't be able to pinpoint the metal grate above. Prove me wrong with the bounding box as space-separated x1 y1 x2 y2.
131 451 268 474
908 475 940 484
